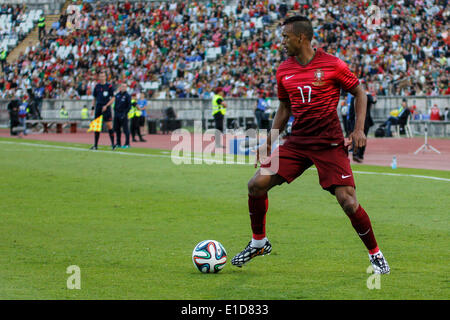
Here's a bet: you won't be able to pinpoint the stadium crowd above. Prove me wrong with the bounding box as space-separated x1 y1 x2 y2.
0 0 449 102
0 4 30 43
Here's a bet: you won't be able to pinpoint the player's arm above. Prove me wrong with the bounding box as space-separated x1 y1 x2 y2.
347 84 367 148
266 98 291 147
256 99 291 166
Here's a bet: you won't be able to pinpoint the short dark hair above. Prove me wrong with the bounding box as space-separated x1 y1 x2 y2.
282 15 313 41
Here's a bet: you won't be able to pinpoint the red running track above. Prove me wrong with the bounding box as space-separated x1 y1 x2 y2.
1 129 449 171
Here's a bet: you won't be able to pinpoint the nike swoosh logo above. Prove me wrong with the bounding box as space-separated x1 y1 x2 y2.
358 228 371 236
285 75 294 80
342 174 352 179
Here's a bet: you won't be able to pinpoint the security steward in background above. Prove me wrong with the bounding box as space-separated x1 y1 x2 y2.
90 70 115 150
38 15 46 40
212 87 227 148
0 49 7 72
114 83 132 149
81 105 89 120
129 93 146 142
81 104 90 129
60 105 69 119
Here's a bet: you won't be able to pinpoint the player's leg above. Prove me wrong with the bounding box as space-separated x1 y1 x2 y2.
335 186 390 274
232 143 312 267
231 170 285 267
248 169 286 241
335 186 377 251
313 143 389 274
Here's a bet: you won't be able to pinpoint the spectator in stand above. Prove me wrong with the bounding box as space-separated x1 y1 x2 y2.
429 104 442 120
0 1 448 101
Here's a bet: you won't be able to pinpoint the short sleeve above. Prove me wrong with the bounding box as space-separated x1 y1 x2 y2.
93 85 98 98
109 85 115 98
335 59 359 92
276 70 289 100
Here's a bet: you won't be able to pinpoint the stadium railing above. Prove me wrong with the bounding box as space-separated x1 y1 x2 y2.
1 97 449 137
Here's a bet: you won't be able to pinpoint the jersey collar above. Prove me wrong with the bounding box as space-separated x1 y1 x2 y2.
294 48 319 67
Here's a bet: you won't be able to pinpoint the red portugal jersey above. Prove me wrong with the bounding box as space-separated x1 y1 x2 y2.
276 48 359 146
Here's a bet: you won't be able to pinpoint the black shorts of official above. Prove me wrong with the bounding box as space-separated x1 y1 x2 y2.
95 107 112 122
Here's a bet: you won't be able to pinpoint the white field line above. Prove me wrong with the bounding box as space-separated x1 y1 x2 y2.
1 140 449 182
0 140 250 164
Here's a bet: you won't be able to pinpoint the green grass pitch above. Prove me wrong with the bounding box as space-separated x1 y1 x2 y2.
0 137 449 299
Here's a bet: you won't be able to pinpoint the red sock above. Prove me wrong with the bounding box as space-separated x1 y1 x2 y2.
348 205 379 253
248 193 268 240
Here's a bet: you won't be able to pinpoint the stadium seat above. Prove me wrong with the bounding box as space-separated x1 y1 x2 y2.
395 115 413 138
206 48 217 61
255 18 263 29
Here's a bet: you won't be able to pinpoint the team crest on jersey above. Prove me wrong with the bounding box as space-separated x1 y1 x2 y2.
313 69 325 86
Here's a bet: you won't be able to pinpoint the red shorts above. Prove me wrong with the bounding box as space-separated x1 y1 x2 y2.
260 140 355 194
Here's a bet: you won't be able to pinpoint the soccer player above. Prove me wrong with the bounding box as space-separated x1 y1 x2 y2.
231 16 390 274
90 70 115 150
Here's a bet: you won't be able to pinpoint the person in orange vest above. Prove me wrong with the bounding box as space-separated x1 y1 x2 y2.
429 104 441 121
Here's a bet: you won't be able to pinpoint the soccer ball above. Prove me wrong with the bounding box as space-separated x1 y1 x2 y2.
192 240 227 273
